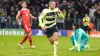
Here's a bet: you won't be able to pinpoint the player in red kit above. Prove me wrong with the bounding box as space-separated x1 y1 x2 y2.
16 1 36 49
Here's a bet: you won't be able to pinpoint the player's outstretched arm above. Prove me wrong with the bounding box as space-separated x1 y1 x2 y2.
30 14 37 20
16 13 22 25
72 32 78 47
77 32 82 51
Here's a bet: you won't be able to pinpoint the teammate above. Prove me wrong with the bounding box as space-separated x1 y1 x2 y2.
16 1 36 49
69 23 90 51
39 0 64 56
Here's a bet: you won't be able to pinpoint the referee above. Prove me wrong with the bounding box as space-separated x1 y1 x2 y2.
39 0 64 56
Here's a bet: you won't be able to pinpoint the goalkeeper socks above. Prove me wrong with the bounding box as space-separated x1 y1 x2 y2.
54 41 58 55
29 36 32 46
20 36 28 45
84 44 90 50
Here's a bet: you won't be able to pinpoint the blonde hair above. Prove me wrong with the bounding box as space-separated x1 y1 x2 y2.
48 0 55 4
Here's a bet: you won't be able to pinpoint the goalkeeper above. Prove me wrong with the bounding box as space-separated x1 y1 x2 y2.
69 23 90 51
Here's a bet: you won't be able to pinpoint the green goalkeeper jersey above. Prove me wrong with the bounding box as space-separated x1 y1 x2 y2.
73 28 89 44
39 7 64 28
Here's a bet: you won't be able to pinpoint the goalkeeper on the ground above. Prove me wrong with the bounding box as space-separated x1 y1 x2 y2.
69 23 90 51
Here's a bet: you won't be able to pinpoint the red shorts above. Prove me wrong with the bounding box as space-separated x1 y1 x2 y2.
23 24 31 34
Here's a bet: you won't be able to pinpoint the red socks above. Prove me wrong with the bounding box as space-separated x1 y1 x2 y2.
20 36 28 45
20 36 32 46
28 37 32 46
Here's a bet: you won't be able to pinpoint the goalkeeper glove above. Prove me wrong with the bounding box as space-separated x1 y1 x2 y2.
78 44 80 52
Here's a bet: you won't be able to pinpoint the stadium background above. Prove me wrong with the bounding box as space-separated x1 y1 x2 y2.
0 0 100 37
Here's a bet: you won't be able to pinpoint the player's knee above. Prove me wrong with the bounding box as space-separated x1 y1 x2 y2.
48 37 54 44
50 41 54 45
28 36 32 40
25 35 28 37
54 37 58 41
28 32 32 37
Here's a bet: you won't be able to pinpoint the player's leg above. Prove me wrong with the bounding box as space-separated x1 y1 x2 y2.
28 31 35 48
69 36 75 50
48 36 54 44
87 26 91 35
19 35 28 48
46 26 58 56
47 33 54 45
19 24 28 48
83 26 87 33
51 25 59 56
45 28 54 44
70 36 75 46
52 32 58 56
28 31 32 46
79 39 90 51
83 39 90 50
19 35 28 45
22 24 35 48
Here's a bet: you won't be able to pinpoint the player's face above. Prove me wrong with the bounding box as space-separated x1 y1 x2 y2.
49 2 56 9
72 24 76 30
85 14 88 17
22 2 27 8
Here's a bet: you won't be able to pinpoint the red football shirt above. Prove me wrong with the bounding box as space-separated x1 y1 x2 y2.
18 8 31 26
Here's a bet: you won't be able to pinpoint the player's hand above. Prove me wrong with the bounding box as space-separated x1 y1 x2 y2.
18 22 22 26
78 44 80 52
56 9 61 13
42 27 46 31
33 17 37 20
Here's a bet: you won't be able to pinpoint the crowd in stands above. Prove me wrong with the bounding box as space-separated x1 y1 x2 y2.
0 0 100 30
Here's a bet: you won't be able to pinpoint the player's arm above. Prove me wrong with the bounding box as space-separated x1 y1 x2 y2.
16 12 21 25
82 18 85 23
72 32 78 47
57 8 65 19
39 9 46 29
87 17 90 23
77 31 82 51
30 14 37 20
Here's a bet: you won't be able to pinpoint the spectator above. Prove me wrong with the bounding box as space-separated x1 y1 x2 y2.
89 6 96 20
95 9 100 19
56 9 66 30
81 5 89 16
0 0 100 30
0 15 6 28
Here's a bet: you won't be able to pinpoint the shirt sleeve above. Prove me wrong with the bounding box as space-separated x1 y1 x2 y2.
72 31 77 41
77 30 82 44
18 10 22 16
87 17 90 22
83 17 86 22
57 8 64 19
39 9 47 28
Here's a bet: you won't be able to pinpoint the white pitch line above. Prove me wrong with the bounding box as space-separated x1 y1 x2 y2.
0 50 67 54
90 48 100 51
36 51 67 54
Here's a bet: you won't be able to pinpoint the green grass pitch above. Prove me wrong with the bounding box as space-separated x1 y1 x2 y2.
0 35 100 56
